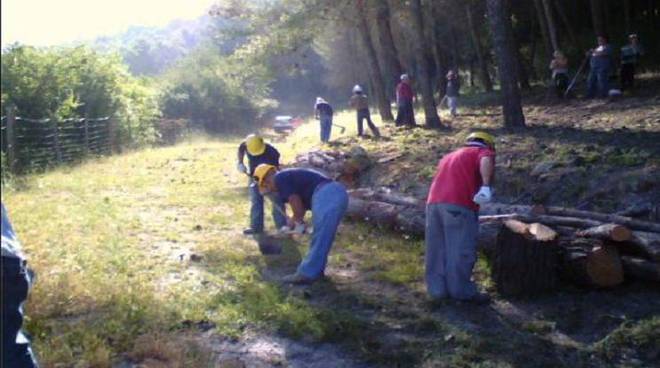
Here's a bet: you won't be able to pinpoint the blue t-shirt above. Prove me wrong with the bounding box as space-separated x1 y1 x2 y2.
590 45 613 70
238 143 280 175
275 168 331 210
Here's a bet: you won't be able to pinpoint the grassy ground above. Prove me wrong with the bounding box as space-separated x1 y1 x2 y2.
3 84 660 367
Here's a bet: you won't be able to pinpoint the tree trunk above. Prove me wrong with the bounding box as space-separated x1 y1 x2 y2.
486 0 526 128
561 240 624 288
466 3 494 92
623 0 631 34
590 0 606 36
355 0 394 122
541 206 660 233
408 0 442 128
492 220 560 295
373 0 403 98
533 0 553 55
621 256 660 283
552 0 578 46
625 231 660 262
541 0 559 51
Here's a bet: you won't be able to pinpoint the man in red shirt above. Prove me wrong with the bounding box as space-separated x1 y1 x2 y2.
425 132 495 304
395 74 416 127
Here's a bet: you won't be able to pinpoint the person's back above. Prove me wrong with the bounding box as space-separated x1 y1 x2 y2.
316 101 333 117
350 94 369 110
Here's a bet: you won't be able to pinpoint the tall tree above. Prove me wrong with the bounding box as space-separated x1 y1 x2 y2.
372 0 402 96
486 0 526 128
355 0 394 121
590 0 606 36
466 2 493 92
408 0 442 128
533 0 553 55
541 0 560 51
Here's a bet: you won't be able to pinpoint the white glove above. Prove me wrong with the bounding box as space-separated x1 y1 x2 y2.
473 186 492 205
237 162 247 174
278 225 291 234
292 222 306 234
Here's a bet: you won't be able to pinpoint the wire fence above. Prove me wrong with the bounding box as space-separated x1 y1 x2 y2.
1 111 116 173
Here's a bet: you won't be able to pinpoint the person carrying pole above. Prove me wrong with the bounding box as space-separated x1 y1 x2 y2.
314 97 334 143
253 164 348 284
236 134 287 235
349 85 381 138
425 132 496 304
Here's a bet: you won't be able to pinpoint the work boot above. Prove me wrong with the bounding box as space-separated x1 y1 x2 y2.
282 273 314 285
243 228 261 235
465 293 491 305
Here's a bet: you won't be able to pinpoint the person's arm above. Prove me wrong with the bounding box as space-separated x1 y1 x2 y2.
237 143 248 173
273 147 281 169
479 156 494 185
287 194 306 224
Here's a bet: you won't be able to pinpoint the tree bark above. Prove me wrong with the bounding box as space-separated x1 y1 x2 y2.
355 0 394 122
590 0 606 36
493 220 560 295
408 0 442 128
466 3 494 92
621 256 660 283
486 0 526 128
373 0 403 98
541 0 560 51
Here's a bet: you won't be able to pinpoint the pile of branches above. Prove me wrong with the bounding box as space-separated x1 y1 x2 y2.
291 147 372 187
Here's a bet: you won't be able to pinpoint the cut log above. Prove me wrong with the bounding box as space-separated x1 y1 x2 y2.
492 220 560 296
479 214 603 228
621 231 660 262
541 206 660 233
349 187 424 208
561 239 624 288
576 224 632 242
529 223 559 241
621 256 660 283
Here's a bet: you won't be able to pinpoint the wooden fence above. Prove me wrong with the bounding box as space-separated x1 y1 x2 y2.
1 107 116 173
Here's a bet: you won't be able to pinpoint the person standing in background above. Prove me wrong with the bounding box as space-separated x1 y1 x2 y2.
349 85 381 138
445 70 461 117
314 97 334 143
395 74 416 127
620 34 644 91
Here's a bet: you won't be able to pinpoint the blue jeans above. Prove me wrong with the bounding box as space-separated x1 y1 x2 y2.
320 115 332 142
2 258 38 368
297 182 348 279
249 182 286 232
586 67 610 98
425 203 479 300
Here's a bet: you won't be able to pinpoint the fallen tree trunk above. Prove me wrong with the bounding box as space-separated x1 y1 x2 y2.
621 256 660 283
492 220 560 295
576 224 633 242
542 206 660 233
561 239 624 288
621 231 660 262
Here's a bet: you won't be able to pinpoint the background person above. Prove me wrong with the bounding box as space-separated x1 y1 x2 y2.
445 70 461 117
236 134 286 235
549 50 569 98
314 97 334 143
395 74 416 127
425 132 496 304
586 35 613 98
349 84 381 138
253 164 348 284
620 34 644 91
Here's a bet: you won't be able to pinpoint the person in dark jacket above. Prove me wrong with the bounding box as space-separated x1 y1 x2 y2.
314 97 333 143
620 34 644 91
445 70 461 117
349 85 380 138
2 203 39 367
237 134 286 235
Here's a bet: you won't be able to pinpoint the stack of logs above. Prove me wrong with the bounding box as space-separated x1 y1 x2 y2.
291 149 659 295
347 187 660 295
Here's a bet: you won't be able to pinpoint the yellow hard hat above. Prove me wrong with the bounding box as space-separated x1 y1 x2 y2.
466 132 495 148
245 134 266 156
253 164 276 189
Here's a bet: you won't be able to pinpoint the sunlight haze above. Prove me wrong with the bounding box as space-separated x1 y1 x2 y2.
1 0 217 47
